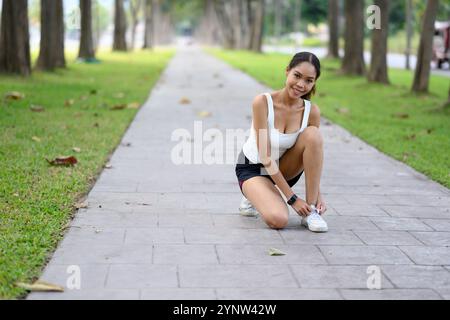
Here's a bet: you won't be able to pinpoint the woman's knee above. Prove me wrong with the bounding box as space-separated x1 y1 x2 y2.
264 211 289 229
301 126 323 147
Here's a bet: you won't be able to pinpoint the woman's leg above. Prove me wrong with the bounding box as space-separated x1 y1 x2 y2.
278 126 323 206
242 176 289 229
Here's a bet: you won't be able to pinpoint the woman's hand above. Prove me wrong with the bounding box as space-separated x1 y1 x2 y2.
316 194 327 215
291 197 312 217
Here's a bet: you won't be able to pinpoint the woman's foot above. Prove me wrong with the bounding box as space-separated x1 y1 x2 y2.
239 196 259 217
301 205 328 232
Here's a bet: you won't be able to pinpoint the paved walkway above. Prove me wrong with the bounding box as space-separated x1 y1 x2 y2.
29 46 450 300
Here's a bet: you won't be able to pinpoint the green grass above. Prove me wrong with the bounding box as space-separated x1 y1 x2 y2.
207 48 450 189
0 49 174 299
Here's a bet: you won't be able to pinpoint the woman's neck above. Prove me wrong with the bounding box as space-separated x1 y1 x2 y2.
280 88 303 109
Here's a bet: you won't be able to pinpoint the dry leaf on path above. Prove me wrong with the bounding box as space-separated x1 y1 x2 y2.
104 163 112 169
46 156 78 166
268 248 286 256
16 281 64 292
197 111 212 118
179 97 191 104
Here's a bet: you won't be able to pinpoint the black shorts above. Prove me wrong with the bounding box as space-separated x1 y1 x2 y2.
235 150 303 196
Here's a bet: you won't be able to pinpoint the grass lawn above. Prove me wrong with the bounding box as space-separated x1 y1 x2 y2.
0 49 174 299
207 48 450 189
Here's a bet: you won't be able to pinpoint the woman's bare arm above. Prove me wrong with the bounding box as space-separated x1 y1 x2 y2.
252 95 296 200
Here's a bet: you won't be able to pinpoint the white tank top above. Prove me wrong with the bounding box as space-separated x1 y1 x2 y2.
242 93 311 164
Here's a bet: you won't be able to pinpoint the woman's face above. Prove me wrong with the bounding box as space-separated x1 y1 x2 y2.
285 62 317 99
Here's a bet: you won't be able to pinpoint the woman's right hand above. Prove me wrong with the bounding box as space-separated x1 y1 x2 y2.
291 198 312 217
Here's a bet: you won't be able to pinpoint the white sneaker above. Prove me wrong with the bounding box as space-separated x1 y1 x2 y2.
301 205 328 232
239 196 258 217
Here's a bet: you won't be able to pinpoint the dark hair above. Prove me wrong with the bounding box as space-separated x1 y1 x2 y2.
287 52 321 100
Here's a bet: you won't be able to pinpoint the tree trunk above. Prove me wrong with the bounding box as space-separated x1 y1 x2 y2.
405 0 413 70
129 0 142 50
143 0 153 49
274 0 282 37
214 0 235 49
341 0 366 75
79 0 96 60
327 0 339 58
412 0 439 93
113 0 127 51
249 0 265 52
368 0 390 83
293 0 301 34
196 0 221 45
0 0 31 76
37 0 66 71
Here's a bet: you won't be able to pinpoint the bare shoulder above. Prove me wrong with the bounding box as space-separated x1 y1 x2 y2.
308 103 321 127
252 94 268 116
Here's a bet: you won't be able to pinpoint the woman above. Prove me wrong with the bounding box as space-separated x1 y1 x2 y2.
235 52 328 232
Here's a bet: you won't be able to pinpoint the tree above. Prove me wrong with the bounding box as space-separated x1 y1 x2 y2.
0 0 31 76
213 0 265 51
37 0 66 71
129 0 142 50
249 0 265 52
79 0 96 60
113 0 127 51
327 0 339 58
341 0 366 75
293 0 302 34
405 0 413 70
143 0 154 49
412 0 439 93
368 0 390 84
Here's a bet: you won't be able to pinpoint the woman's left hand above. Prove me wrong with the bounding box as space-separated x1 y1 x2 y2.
316 194 327 215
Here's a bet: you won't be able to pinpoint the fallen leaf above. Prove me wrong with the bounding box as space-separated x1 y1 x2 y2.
179 97 191 104
127 102 140 109
72 147 81 153
336 108 349 114
30 105 45 112
16 281 64 292
95 228 102 234
75 201 88 209
392 113 409 119
104 163 112 169
111 104 127 110
197 111 212 118
5 91 25 100
46 156 78 166
121 142 132 147
65 99 75 107
32 136 41 142
268 248 286 256
217 83 224 88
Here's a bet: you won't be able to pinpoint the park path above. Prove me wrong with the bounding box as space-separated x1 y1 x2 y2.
28 45 450 300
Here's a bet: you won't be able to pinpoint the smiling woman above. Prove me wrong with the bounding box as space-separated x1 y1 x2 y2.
236 52 329 233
